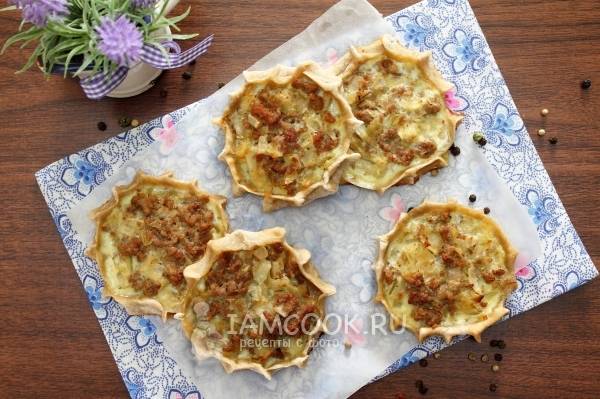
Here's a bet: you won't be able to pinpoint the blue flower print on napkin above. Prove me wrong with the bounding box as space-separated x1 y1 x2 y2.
442 29 486 73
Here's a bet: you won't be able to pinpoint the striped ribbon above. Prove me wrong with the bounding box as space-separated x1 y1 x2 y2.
81 34 213 100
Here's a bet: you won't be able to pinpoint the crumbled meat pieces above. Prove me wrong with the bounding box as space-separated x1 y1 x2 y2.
118 237 145 260
440 245 466 268
292 76 319 93
312 130 339 153
415 141 437 158
129 271 161 297
251 100 281 125
308 93 324 111
423 101 441 114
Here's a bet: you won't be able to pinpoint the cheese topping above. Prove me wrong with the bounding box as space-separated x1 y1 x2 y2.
90 174 228 315
341 54 453 189
377 203 517 341
183 243 324 369
223 74 349 196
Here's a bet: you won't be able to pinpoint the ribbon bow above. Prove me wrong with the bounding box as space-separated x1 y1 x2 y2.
81 34 213 100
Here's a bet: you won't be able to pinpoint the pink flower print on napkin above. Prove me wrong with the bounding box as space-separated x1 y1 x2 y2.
378 193 405 225
343 318 366 347
150 115 180 155
168 389 200 399
325 47 338 66
514 252 535 280
444 88 462 111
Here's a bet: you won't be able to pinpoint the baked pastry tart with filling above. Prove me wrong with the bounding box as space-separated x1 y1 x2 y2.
375 201 518 343
180 228 335 379
215 61 360 211
333 35 463 193
86 172 229 319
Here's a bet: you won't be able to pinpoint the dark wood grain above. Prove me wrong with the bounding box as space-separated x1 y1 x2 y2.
0 1 598 398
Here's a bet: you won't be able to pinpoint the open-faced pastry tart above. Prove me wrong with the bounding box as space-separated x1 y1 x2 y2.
375 202 518 342
215 61 360 211
180 228 335 379
333 35 463 193
86 172 229 319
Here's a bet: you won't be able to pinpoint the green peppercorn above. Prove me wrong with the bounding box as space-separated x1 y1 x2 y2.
497 340 506 349
118 117 132 128
472 131 484 143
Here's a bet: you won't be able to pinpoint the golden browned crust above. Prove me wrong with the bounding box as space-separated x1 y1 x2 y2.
333 35 463 193
180 228 335 379
85 171 229 320
214 61 361 212
375 201 518 343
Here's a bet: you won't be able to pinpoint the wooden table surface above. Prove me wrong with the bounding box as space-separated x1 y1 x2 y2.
1 0 598 398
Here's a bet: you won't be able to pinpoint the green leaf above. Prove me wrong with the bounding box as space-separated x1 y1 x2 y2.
16 46 43 74
62 43 87 77
1 26 43 54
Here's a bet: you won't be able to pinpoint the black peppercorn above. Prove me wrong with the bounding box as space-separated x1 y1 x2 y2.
182 71 193 80
217 82 225 89
159 88 168 98
478 137 487 147
419 358 428 367
118 117 132 128
469 194 477 203
494 353 503 361
497 340 506 349
484 207 491 214
450 144 461 156
418 385 428 395
489 383 498 392
549 137 558 145
415 380 424 389
97 121 107 131
407 207 414 212
189 58 197 66
490 339 498 347
581 79 592 89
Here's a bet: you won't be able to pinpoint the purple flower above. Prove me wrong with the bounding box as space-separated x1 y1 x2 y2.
95 16 143 67
131 0 158 8
10 0 69 27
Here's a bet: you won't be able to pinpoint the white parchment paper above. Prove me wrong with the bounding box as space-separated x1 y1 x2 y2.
68 0 541 397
